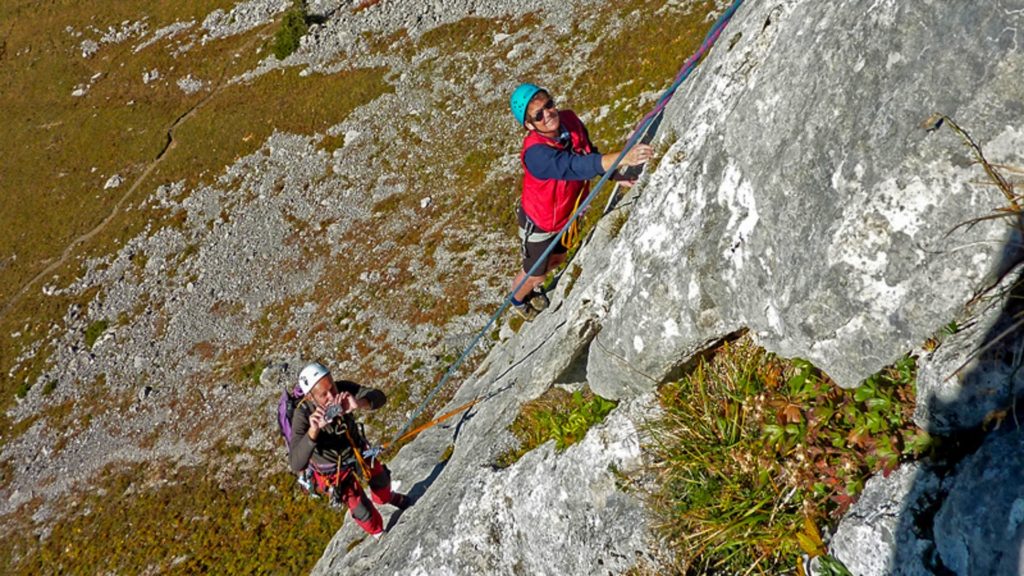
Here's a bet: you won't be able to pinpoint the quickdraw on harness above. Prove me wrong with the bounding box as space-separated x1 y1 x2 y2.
560 180 589 249
342 423 373 482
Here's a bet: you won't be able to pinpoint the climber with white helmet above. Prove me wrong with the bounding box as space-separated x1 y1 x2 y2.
289 361 412 538
507 83 653 321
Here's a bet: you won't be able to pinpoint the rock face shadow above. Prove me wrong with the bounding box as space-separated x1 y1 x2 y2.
869 222 1024 574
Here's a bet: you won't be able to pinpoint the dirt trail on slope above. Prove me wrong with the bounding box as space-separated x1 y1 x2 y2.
0 43 252 321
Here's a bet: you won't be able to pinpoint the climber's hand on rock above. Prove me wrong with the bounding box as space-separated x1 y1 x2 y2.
621 144 653 167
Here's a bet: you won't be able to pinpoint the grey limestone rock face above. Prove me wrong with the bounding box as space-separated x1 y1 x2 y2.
915 266 1024 434
311 387 657 576
580 0 1024 397
829 463 940 576
932 427 1024 575
831 427 1024 576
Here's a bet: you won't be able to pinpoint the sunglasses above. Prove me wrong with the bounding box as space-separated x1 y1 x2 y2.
531 99 556 122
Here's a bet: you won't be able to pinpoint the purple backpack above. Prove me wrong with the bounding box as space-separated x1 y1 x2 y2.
278 385 319 495
277 384 305 449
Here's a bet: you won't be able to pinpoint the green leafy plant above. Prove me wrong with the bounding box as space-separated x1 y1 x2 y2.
942 320 960 336
14 382 31 399
815 554 855 576
496 387 617 467
641 337 921 573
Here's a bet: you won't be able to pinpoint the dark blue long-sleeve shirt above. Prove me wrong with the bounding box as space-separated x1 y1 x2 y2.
523 128 604 181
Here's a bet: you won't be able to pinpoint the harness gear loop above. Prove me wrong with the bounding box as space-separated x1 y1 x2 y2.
333 452 344 488
518 198 535 260
517 199 559 260
343 422 372 482
560 181 590 249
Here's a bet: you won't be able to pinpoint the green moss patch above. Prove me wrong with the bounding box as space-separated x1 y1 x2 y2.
84 319 110 348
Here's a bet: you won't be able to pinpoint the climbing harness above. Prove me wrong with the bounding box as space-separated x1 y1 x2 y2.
517 189 585 255
517 201 560 254
375 0 747 456
300 442 383 502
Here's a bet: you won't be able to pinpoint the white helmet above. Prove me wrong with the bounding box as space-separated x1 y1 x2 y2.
298 362 331 395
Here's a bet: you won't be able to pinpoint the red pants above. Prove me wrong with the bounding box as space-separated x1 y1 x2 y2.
313 459 396 535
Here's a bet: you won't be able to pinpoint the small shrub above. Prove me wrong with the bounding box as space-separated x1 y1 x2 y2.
272 3 308 60
42 381 57 396
507 314 524 334
239 360 267 387
15 382 31 399
641 337 920 573
84 319 109 348
496 387 617 467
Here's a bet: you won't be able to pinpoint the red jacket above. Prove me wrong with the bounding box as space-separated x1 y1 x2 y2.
520 110 599 232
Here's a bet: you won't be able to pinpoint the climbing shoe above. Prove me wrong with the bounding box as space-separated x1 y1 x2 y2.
390 492 413 510
512 302 539 322
525 289 550 312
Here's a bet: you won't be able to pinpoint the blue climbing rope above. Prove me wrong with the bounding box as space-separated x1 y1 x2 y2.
383 0 747 452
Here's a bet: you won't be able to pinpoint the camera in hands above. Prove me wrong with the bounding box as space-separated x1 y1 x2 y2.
324 403 342 423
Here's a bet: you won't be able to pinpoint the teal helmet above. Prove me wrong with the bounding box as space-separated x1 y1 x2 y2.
509 83 544 126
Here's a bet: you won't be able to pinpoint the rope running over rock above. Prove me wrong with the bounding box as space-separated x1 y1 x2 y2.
381 0 748 453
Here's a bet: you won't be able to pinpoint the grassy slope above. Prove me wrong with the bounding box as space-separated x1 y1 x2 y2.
0 0 260 406
0 3 391 403
0 2 392 573
0 0 238 300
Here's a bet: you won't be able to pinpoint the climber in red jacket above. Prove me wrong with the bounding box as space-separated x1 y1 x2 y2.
507 83 652 321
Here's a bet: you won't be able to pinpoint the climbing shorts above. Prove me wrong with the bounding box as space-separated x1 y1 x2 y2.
518 206 567 275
